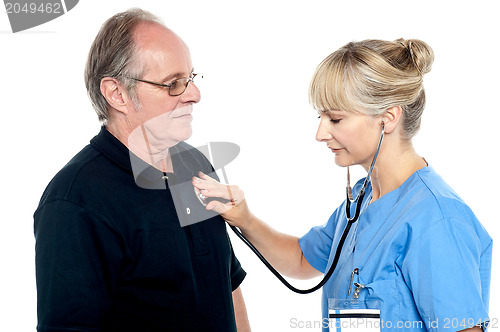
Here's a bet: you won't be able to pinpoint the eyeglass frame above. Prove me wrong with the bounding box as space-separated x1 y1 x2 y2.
124 73 202 96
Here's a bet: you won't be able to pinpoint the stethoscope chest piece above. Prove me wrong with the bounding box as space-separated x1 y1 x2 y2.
194 186 208 207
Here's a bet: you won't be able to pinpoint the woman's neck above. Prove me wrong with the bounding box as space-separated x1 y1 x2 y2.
369 145 427 204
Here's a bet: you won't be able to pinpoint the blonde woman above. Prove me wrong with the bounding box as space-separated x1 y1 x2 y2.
193 39 491 331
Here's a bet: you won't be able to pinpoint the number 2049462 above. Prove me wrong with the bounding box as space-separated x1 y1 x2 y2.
5 2 62 14
441 317 498 330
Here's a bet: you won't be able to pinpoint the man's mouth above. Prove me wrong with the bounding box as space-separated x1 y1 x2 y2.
172 106 193 119
174 114 192 119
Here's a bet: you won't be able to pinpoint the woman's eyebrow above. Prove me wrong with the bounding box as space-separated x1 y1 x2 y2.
319 109 342 115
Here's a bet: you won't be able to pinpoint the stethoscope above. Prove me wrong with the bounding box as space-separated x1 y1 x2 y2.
198 122 385 294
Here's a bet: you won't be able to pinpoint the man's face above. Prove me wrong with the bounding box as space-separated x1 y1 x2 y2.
128 23 200 152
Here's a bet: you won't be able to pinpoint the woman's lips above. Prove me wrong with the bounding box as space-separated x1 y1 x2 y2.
329 146 344 153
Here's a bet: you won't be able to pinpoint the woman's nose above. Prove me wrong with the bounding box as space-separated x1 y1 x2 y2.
316 119 333 142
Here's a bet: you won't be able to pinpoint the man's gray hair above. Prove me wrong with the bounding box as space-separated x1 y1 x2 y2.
84 8 163 123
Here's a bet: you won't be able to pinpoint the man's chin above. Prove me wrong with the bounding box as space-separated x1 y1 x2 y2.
171 128 193 145
181 128 193 142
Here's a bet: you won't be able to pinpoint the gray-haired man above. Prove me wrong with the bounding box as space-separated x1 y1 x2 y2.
34 8 250 332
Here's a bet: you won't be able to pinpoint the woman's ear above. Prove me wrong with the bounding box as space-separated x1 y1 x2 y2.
100 77 130 115
383 106 403 134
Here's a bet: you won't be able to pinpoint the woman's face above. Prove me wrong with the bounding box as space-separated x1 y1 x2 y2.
316 109 383 170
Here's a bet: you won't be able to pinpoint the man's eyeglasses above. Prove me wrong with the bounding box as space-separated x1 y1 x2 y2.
126 73 202 96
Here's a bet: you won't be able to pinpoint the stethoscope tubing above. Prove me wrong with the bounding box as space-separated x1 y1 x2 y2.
230 211 360 294
230 122 385 294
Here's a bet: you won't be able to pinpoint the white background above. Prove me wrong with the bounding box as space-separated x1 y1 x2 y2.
1 0 498 331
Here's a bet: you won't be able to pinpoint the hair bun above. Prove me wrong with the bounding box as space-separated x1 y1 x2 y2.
400 39 434 76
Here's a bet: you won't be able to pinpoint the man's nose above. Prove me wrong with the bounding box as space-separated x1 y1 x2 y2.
180 81 201 103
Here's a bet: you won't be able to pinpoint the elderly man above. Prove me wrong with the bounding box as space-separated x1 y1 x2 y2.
34 9 249 332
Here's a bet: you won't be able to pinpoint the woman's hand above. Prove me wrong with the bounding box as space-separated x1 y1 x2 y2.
193 172 321 280
192 172 254 230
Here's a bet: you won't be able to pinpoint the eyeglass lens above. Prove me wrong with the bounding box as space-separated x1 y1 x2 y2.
170 75 201 96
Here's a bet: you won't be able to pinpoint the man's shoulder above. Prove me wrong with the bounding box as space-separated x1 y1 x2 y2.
37 143 106 206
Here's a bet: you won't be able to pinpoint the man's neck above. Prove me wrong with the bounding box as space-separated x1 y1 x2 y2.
105 121 175 173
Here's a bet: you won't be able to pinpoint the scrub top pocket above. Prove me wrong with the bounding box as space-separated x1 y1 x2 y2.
360 277 400 330
328 277 400 331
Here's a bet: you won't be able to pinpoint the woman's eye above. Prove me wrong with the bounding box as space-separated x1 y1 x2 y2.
317 115 340 123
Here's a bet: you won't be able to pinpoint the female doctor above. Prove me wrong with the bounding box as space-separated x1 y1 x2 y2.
193 38 491 331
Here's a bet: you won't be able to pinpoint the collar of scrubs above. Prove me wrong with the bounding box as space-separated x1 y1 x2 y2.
350 165 432 230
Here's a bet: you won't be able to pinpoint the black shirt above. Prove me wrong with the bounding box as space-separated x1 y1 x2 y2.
34 127 246 331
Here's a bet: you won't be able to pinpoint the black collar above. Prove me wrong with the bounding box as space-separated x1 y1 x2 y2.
90 126 205 189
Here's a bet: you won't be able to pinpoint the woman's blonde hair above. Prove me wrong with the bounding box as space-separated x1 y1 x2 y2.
309 38 434 139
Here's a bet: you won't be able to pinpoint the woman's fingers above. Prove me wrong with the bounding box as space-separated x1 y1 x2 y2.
197 171 217 182
192 172 252 229
192 172 220 192
192 171 248 226
192 172 215 189
205 200 232 214
192 173 243 203
192 178 229 199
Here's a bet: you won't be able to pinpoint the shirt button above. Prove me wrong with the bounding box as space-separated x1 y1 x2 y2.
186 207 191 215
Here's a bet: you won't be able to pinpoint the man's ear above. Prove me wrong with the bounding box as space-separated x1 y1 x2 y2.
382 106 403 134
100 77 131 115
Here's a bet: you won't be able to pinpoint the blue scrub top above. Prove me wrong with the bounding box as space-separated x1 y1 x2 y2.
299 166 492 331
